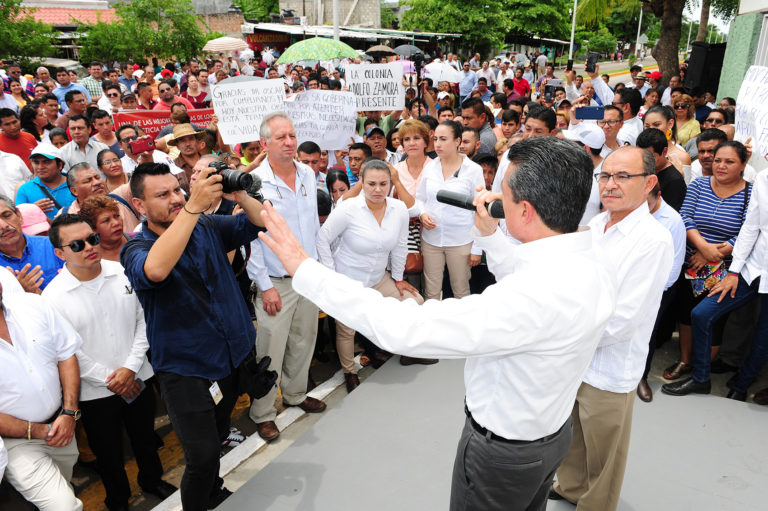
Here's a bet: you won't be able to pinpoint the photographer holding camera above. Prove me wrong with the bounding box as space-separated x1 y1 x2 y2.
120 160 266 511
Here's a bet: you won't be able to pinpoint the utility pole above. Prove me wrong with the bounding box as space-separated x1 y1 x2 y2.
634 7 643 58
568 0 578 59
333 0 339 40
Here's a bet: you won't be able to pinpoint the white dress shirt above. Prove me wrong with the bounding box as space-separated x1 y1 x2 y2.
0 293 82 423
581 161 603 226
653 199 686 290
317 195 408 286
0 267 23 295
0 150 32 199
584 203 674 393
247 158 320 291
60 139 110 173
412 155 485 254
293 226 616 440
42 260 153 401
730 170 768 293
617 116 643 146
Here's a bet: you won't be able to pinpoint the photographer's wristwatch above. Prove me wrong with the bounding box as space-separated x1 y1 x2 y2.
60 409 81 421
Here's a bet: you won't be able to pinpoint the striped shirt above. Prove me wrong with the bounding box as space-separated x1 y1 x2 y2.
680 176 751 262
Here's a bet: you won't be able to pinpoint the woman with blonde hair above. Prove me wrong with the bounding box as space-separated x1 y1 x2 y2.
673 93 701 146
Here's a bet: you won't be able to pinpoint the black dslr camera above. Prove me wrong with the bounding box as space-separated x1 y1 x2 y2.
208 160 259 197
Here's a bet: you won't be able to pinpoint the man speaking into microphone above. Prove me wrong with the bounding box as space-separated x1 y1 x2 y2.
256 137 618 511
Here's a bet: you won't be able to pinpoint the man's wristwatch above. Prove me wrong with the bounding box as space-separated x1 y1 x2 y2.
60 409 81 421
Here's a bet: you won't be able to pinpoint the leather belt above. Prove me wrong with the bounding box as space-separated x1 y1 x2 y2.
269 275 291 279
464 405 567 444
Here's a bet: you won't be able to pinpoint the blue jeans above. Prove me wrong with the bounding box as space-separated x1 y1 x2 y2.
690 276 763 383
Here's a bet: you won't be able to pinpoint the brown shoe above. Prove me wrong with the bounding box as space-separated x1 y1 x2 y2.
400 356 439 366
344 373 360 393
637 379 653 402
284 396 327 413
255 421 279 442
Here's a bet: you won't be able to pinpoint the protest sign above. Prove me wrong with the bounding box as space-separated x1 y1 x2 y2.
284 90 357 150
211 78 286 145
345 62 404 111
113 109 214 139
735 66 768 157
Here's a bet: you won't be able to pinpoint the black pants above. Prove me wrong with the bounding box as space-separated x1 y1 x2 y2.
80 380 163 510
156 369 239 511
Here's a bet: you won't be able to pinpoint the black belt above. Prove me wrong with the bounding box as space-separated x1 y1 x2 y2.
269 275 291 279
464 405 568 445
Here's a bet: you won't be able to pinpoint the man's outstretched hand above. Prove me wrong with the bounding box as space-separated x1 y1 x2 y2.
258 202 310 276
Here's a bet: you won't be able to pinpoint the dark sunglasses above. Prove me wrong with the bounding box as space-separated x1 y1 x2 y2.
159 88 171 93
705 117 724 124
673 103 690 110
59 233 100 252
107 93 120 98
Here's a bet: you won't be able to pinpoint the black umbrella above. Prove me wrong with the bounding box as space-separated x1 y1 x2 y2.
366 44 397 58
393 44 423 58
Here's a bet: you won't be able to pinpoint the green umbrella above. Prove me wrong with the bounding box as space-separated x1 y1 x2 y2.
276 37 358 64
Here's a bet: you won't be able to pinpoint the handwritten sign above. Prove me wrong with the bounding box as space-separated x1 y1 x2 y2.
345 62 404 111
284 90 357 150
735 66 768 157
113 109 214 139
211 78 286 144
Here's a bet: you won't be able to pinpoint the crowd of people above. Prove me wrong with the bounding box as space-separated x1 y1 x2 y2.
0 46 765 511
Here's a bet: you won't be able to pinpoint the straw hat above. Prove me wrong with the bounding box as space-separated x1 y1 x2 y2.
167 124 204 146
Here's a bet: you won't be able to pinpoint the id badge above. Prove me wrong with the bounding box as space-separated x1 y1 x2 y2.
209 381 223 405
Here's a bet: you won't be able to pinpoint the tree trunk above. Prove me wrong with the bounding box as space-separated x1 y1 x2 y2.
696 0 711 42
651 0 685 85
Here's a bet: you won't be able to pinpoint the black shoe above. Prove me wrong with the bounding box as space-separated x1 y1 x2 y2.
208 486 233 509
548 488 565 500
710 358 739 374
725 373 741 390
661 377 711 396
141 480 177 500
726 389 747 402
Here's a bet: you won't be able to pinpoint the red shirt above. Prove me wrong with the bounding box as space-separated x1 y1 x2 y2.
180 90 210 110
0 132 37 169
153 96 194 111
513 78 531 97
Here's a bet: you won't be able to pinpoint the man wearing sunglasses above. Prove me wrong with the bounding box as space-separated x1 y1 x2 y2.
121 161 266 510
152 79 193 111
44 214 177 510
552 146 673 509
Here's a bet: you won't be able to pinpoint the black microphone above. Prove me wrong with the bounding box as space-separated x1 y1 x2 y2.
436 190 504 218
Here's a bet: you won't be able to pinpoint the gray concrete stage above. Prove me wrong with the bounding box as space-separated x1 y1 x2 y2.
219 359 768 511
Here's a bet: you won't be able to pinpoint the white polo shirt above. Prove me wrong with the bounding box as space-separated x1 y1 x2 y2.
42 260 153 401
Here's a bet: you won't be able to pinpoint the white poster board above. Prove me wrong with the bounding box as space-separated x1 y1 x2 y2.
345 62 405 111
284 90 358 150
211 78 286 144
735 66 768 158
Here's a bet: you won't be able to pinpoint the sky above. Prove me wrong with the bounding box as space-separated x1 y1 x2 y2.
684 0 733 33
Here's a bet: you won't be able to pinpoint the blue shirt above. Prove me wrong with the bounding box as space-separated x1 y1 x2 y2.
680 176 751 263
459 70 478 98
120 213 264 380
346 166 359 186
52 83 91 112
16 177 76 220
118 76 137 90
0 235 64 290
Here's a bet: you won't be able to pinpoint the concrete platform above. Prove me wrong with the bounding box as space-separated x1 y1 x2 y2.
219 358 768 511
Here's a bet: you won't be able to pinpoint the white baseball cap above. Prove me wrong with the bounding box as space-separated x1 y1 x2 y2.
29 143 64 163
437 91 450 100
563 124 606 150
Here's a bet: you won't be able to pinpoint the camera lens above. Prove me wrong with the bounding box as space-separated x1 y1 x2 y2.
220 168 253 193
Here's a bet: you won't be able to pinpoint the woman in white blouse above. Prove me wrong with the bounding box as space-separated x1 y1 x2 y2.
414 121 486 300
317 160 424 392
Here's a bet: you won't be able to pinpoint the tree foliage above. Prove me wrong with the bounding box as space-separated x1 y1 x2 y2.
234 0 279 22
506 0 572 41
0 0 57 68
401 0 510 54
79 0 208 63
576 24 618 56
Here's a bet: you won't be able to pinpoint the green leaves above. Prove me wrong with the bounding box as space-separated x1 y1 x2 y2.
79 0 209 63
234 0 279 21
0 0 56 68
